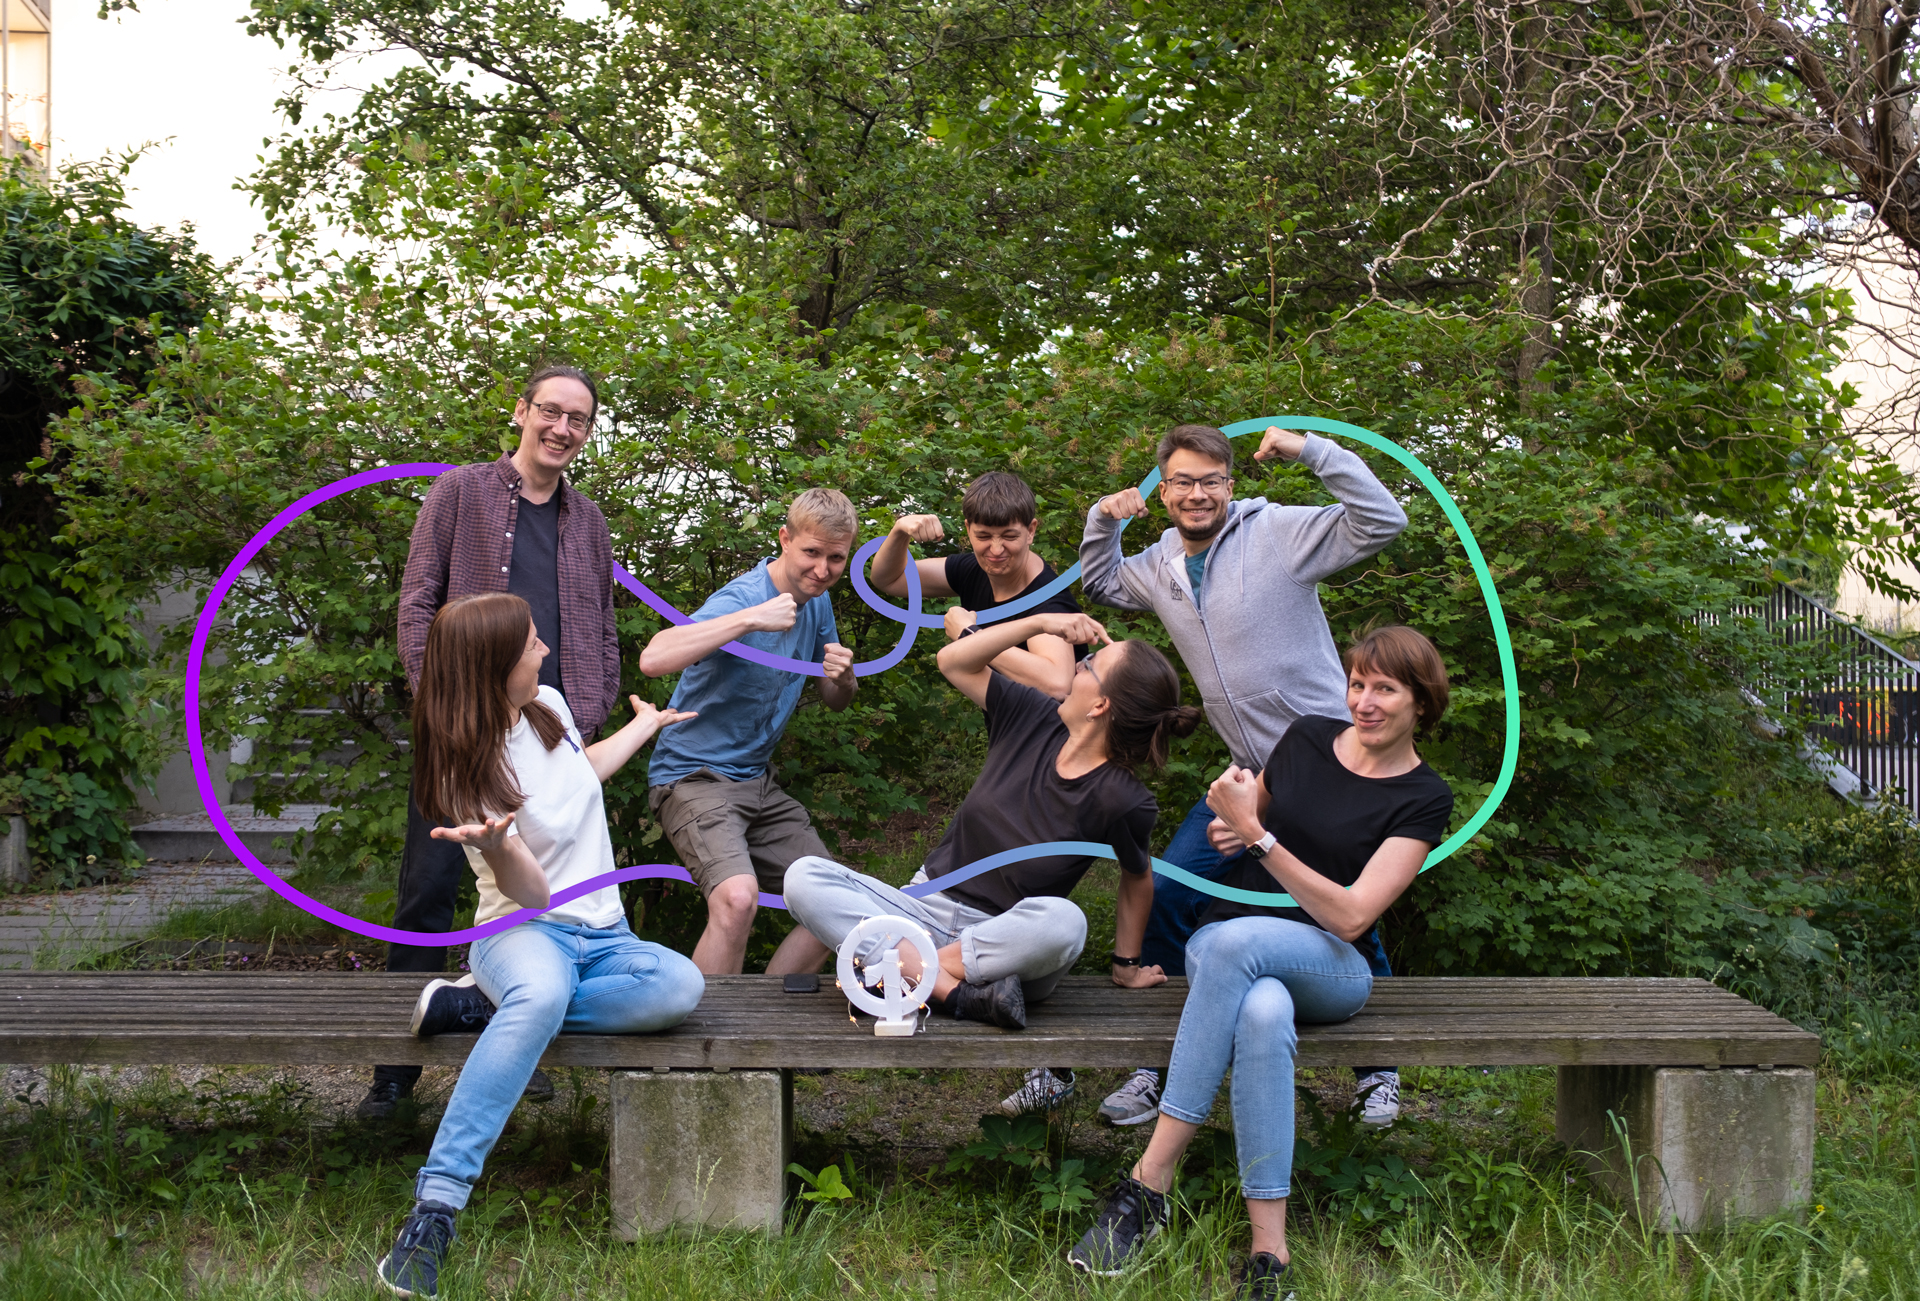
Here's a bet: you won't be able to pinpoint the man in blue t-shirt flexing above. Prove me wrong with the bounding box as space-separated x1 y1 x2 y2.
641 488 859 976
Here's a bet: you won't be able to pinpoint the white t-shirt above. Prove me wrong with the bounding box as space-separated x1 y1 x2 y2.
465 685 624 928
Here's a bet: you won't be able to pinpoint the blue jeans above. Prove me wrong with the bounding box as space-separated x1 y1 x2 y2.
1158 917 1373 1199
1148 796 1395 1078
414 919 705 1209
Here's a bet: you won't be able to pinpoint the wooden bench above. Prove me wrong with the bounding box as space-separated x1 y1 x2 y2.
0 972 1819 1234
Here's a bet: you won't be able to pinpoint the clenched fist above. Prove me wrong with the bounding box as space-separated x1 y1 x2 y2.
1254 426 1307 463
1099 487 1151 520
822 641 856 686
891 513 945 544
746 591 798 632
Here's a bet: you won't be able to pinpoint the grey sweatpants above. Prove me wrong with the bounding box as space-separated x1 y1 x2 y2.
783 856 1087 1002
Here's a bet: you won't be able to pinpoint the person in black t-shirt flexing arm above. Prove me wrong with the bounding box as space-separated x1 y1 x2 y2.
782 609 1203 1028
869 471 1083 700
1065 626 1454 1298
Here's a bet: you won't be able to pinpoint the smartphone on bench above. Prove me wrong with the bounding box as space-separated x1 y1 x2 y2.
783 973 821 993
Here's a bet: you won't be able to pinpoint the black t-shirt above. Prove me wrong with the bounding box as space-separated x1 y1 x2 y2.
1198 715 1453 932
923 675 1158 914
944 552 1087 660
508 494 565 694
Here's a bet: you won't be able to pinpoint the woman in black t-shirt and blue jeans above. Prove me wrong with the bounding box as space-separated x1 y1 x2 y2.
783 608 1202 1030
1067 626 1455 1300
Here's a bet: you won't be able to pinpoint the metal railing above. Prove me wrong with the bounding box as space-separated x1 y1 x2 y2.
1733 584 1920 818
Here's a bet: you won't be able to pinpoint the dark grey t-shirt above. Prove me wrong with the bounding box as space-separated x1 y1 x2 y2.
508 494 564 694
923 675 1158 915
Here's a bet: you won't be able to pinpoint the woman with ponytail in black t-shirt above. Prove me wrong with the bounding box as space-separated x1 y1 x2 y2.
1067 626 1454 1300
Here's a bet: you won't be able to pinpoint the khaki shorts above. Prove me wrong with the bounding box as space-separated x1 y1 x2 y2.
648 768 830 898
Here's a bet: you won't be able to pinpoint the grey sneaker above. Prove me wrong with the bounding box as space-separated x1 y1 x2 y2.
376 1199 457 1297
1355 1070 1400 1127
996 1067 1076 1116
1098 1068 1162 1126
1067 1175 1169 1275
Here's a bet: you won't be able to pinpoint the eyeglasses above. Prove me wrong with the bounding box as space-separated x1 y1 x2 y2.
1075 657 1104 691
529 401 592 434
1163 474 1231 495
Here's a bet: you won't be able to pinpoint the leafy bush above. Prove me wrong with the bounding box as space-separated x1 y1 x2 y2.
0 767 139 890
0 160 218 878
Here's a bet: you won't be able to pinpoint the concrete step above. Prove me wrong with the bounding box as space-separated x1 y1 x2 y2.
131 805 329 864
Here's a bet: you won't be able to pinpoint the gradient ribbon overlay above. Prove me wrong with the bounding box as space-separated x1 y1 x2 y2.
185 418 1519 944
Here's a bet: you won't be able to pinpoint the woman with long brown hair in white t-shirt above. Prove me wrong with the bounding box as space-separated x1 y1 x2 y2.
376 592 704 1298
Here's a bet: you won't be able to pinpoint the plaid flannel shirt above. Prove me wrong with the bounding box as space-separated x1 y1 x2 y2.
398 455 622 736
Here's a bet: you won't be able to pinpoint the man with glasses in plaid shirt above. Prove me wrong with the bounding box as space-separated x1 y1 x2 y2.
358 364 623 1121
1074 423 1410 1130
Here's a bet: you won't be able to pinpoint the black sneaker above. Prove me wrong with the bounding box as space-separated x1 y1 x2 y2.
1243 1252 1295 1301
1066 1175 1169 1275
409 975 496 1037
356 1078 414 1121
938 974 1027 1029
376 1200 458 1297
522 1067 556 1104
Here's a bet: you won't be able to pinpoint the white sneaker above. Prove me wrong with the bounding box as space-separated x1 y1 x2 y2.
996 1067 1076 1116
1098 1068 1163 1126
1355 1069 1400 1127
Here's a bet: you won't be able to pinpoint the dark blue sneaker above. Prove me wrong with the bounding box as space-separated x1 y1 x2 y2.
377 1200 457 1297
1066 1175 1169 1275
1243 1251 1295 1301
409 975 495 1037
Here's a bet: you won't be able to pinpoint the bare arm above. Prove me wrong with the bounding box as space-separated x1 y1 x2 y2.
981 631 1076 700
871 514 956 600
639 591 797 677
936 609 1112 708
1207 765 1427 942
585 695 699 782
431 814 550 911
819 642 857 712
1111 868 1167 988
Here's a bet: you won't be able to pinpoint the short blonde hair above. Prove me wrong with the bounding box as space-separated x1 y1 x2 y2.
786 487 857 540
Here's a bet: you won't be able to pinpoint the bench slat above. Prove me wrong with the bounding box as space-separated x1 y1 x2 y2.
0 973 1820 1068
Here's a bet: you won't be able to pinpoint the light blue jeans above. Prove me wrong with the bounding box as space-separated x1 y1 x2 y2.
414 919 705 1209
1158 916 1373 1199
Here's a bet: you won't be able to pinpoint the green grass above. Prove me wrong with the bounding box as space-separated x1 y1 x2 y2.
3 1059 1916 1299
109 875 474 958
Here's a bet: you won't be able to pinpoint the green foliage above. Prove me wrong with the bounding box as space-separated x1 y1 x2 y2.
1031 1157 1094 1214
945 1113 1053 1176
0 160 220 879
787 1162 856 1204
0 768 138 890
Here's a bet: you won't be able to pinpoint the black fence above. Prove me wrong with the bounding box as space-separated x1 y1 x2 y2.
1733 584 1920 818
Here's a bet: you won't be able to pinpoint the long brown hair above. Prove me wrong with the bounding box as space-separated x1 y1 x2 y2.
413 594 567 825
1098 640 1205 774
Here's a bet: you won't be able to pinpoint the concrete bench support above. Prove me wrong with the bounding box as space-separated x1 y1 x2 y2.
1556 1064 1814 1230
609 1068 791 1238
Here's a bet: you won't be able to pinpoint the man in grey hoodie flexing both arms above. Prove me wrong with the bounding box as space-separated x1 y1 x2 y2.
1071 422 1410 1128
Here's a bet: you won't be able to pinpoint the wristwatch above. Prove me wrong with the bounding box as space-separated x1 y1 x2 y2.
1244 831 1279 860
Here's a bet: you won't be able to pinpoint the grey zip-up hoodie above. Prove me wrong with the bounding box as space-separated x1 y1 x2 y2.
1079 433 1408 771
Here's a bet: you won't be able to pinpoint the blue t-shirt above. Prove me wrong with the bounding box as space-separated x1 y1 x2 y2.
1185 547 1209 616
647 560 840 787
